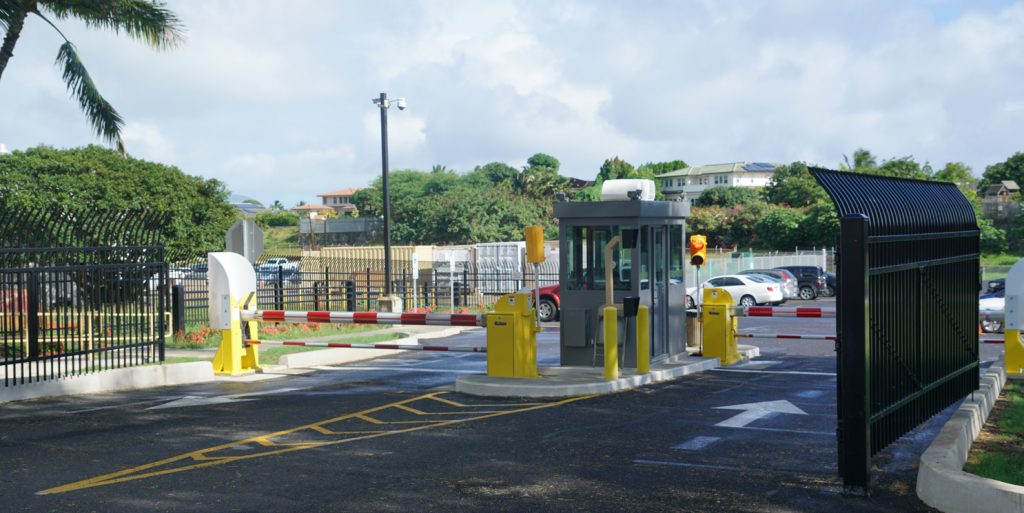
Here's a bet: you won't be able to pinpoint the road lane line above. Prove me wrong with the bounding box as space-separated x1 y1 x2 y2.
39 392 592 495
710 368 836 377
313 366 481 374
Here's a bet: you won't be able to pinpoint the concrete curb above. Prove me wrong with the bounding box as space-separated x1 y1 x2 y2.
455 344 759 398
278 327 468 369
916 361 1023 513
0 362 216 405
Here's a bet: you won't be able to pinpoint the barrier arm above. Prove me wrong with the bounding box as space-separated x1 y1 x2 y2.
1006 259 1024 376
209 252 261 375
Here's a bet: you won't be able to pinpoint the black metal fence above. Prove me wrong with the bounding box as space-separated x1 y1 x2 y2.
1 209 168 387
169 252 557 329
812 168 980 492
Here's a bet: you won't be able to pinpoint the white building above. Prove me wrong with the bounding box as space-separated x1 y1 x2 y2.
0 143 8 154
656 162 778 206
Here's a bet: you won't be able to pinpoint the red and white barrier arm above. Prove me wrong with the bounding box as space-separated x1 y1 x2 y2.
244 339 486 353
734 332 836 341
737 306 837 318
242 310 486 327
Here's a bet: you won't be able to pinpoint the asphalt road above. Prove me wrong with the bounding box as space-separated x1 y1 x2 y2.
0 298 1005 512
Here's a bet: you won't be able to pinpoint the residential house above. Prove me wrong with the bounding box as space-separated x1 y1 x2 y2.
317 188 361 216
291 204 334 216
656 162 779 206
981 180 1020 220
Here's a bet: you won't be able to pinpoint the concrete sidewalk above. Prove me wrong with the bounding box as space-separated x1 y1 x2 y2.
456 345 760 398
1 325 474 404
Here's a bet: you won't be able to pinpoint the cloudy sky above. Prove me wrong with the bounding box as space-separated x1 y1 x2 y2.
1 0 1022 206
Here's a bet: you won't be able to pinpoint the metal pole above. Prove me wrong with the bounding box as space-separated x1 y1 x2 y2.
379 92 393 296
838 213 870 494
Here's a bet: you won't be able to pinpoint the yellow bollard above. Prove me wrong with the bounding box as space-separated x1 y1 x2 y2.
603 306 619 380
1008 329 1023 376
637 305 650 374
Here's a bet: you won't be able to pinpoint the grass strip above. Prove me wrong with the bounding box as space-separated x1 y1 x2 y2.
964 381 1024 486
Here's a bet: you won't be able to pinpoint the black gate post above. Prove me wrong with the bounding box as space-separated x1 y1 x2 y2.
838 213 870 493
26 271 40 362
345 279 356 312
275 267 284 310
324 266 331 311
171 284 186 336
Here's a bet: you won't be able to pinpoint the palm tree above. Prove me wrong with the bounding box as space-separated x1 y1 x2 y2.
0 1 183 154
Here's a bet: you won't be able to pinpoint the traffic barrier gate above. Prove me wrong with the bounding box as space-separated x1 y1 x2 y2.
207 252 538 377
1007 259 1024 375
704 287 1013 354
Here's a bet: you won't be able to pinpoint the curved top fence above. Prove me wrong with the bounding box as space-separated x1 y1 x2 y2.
809 167 977 236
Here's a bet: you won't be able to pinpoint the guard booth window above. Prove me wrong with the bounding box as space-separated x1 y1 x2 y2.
566 226 633 291
669 226 684 283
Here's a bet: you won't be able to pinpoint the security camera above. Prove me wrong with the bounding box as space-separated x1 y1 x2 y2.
627 189 642 201
395 98 407 110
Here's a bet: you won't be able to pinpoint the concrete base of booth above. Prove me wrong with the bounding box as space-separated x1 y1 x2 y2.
455 345 759 398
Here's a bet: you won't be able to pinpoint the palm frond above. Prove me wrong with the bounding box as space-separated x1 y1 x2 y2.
42 0 184 49
0 0 24 31
54 41 125 152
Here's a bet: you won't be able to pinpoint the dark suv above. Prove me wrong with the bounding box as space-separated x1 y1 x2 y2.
775 266 827 300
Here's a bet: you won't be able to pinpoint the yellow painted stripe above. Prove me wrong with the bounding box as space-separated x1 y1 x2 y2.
39 392 592 495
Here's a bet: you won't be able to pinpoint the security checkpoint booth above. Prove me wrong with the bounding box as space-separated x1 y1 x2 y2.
206 179 694 382
553 182 689 368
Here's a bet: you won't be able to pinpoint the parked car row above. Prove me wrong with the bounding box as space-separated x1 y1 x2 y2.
531 265 834 322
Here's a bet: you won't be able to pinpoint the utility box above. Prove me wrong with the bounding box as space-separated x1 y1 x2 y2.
486 293 539 378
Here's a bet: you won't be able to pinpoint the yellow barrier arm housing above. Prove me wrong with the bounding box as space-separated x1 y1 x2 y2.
1007 258 1024 375
701 288 741 365
209 253 261 375
486 293 539 378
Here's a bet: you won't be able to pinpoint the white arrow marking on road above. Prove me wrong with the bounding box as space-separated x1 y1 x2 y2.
714 400 807 428
147 387 305 410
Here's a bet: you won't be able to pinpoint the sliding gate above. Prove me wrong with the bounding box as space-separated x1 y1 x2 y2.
811 169 980 492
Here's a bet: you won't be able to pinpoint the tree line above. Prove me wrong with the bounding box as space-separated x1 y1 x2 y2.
2 145 1019 256
690 149 1017 253
351 154 691 245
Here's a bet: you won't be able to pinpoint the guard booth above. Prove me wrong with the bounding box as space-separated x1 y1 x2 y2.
554 181 689 367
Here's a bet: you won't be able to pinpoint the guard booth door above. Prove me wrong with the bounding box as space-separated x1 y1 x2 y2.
641 226 670 358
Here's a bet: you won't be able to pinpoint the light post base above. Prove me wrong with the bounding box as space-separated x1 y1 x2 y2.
378 295 404 313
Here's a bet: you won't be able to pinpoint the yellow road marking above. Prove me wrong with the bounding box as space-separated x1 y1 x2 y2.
39 392 592 495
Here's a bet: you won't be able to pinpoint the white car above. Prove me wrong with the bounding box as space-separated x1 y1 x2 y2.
979 295 1005 333
685 274 785 309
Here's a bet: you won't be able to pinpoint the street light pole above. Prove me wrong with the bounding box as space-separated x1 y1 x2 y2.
377 92 392 296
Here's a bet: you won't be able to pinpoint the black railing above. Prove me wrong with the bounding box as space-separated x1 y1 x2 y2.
171 253 556 328
1 209 168 387
812 168 980 492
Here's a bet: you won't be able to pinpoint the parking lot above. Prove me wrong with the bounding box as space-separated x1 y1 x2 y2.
0 298 1005 512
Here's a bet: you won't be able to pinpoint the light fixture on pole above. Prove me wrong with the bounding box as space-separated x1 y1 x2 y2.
372 92 406 310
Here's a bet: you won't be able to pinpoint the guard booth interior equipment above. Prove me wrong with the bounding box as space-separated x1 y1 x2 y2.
554 179 689 367
810 168 981 493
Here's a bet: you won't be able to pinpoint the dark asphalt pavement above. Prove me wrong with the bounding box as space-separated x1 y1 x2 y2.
0 298 1005 512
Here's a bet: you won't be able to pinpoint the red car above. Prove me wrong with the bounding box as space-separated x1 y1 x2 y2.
527 284 561 322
